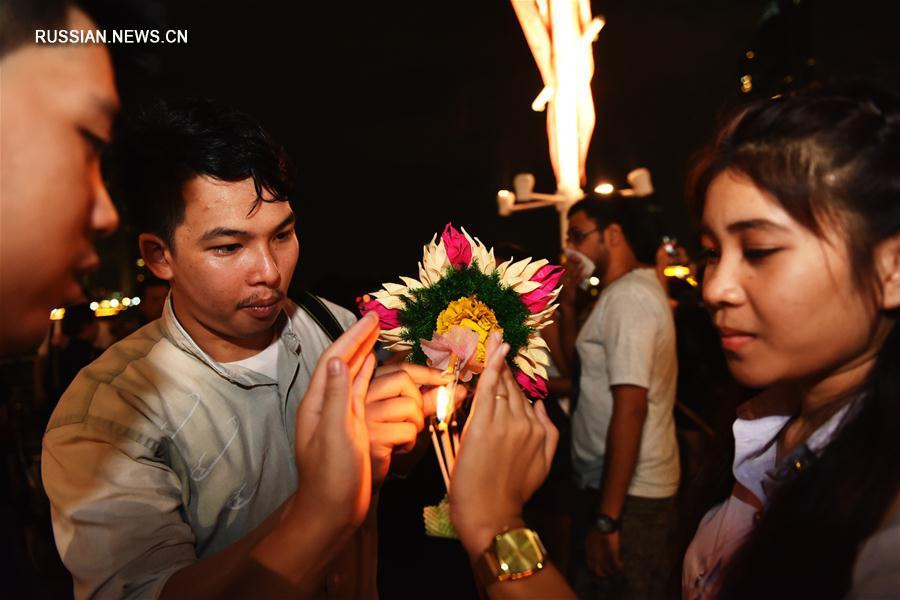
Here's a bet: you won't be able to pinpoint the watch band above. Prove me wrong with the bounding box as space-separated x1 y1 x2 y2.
592 513 621 534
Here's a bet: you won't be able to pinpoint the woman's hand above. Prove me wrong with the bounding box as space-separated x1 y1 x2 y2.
448 342 558 557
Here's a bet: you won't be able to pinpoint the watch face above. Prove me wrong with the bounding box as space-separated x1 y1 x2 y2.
494 529 547 578
593 515 618 533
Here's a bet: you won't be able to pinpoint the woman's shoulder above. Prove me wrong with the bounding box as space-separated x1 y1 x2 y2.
847 491 900 599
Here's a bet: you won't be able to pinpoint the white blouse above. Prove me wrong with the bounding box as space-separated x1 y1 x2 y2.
680 404 894 599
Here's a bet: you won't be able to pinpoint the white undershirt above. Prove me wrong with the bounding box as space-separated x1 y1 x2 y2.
223 338 280 380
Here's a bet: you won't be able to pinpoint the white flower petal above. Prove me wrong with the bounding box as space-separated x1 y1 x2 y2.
383 282 413 298
504 257 533 281
399 276 424 290
513 280 544 294
371 292 406 309
514 355 535 378
528 335 549 351
520 259 548 282
495 258 513 278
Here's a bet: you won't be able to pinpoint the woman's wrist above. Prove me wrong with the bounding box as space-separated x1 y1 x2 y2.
457 514 527 562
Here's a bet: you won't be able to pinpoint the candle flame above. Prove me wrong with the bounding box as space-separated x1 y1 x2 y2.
436 386 451 423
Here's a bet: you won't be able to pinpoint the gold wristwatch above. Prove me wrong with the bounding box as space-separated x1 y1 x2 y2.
474 527 548 588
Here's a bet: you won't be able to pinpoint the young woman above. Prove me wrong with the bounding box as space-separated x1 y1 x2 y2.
683 84 900 600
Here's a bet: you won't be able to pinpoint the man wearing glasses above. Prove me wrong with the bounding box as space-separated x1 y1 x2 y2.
562 197 680 600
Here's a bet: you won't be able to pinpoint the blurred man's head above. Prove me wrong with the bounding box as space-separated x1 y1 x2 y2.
567 196 638 284
111 99 298 361
0 0 119 354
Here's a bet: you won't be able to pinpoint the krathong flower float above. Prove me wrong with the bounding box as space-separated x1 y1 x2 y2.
358 223 564 537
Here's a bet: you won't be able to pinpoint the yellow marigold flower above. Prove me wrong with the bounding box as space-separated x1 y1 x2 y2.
436 296 503 363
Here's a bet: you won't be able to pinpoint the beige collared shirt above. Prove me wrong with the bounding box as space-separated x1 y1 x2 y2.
42 296 377 599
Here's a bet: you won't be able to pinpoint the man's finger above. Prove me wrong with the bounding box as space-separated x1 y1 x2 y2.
347 320 381 377
368 422 420 453
365 395 425 433
352 354 377 417
367 370 423 412
330 312 379 363
376 362 452 387
305 313 379 403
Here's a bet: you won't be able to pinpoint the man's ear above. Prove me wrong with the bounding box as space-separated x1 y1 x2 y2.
605 223 624 247
875 233 900 310
138 233 175 282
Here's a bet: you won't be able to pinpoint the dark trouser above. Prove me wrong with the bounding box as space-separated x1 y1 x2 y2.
570 488 675 600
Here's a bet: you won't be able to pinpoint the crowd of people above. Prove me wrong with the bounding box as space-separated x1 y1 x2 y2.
1 0 898 599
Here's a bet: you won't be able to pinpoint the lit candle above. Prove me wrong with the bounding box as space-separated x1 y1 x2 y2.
429 421 450 490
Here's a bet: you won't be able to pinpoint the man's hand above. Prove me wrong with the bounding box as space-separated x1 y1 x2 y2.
449 342 558 558
364 362 464 486
585 528 623 577
292 313 380 534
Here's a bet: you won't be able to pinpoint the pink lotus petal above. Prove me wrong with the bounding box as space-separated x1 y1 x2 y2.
515 369 549 400
520 265 565 314
420 337 453 371
441 222 473 269
359 298 401 329
420 325 479 373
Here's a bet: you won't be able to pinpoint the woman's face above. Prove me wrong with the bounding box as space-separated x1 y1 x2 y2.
700 170 879 389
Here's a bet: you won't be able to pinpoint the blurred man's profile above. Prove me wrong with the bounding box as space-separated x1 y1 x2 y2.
0 0 120 355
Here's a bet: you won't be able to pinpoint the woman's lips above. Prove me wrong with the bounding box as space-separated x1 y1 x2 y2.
718 327 756 352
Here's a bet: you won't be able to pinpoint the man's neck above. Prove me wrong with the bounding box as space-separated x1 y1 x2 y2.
170 299 278 363
602 252 640 287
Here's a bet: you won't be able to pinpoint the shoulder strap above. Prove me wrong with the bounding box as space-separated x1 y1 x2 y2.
295 291 345 343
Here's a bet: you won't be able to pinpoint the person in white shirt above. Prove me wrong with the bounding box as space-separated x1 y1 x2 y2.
683 83 900 600
563 196 680 600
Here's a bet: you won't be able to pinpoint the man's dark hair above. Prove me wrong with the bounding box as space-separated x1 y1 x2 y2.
0 0 142 58
568 195 639 248
0 0 71 57
107 98 296 248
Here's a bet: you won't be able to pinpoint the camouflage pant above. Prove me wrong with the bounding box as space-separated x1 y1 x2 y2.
570 489 676 600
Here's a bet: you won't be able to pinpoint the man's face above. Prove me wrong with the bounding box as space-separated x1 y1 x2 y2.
566 210 609 278
157 176 298 360
0 8 119 354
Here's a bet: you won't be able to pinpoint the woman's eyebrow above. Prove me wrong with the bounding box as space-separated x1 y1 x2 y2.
725 218 791 234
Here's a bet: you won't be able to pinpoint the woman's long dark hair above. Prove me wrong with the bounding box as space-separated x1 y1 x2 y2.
686 83 900 599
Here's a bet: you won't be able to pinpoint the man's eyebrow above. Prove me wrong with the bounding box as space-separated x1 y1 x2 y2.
200 213 295 243
200 227 251 242
274 213 296 232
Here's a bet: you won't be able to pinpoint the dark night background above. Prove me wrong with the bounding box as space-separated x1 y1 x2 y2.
96 0 900 311
12 1 900 597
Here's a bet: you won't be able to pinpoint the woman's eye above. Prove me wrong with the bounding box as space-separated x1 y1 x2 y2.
698 247 720 264
743 248 781 262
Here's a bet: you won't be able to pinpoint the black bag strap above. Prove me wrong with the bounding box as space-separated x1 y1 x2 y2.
295 291 345 343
